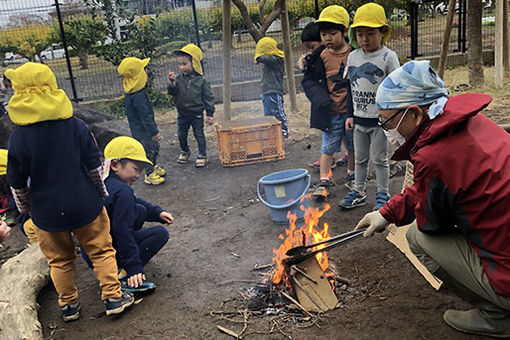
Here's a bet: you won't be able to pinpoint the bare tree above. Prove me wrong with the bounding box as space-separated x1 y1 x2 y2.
467 0 484 86
231 0 284 42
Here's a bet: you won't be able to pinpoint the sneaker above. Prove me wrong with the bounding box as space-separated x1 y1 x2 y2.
373 192 390 211
339 190 367 209
312 181 330 199
144 172 165 185
309 158 337 172
344 173 355 190
120 279 157 293
336 154 348 166
153 164 166 177
177 151 191 164
61 301 81 322
195 157 207 168
104 291 135 316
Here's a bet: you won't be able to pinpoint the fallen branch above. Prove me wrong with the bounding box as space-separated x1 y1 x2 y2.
217 325 239 338
280 291 313 317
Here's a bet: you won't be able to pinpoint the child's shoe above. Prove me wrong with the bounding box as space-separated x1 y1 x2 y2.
338 190 367 209
312 181 330 200
61 301 81 322
373 192 391 211
177 151 191 164
104 291 135 316
309 158 337 172
120 279 156 293
195 157 207 168
153 164 166 177
344 173 355 190
144 172 165 185
336 154 348 166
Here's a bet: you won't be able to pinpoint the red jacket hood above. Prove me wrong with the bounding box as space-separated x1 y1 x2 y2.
392 93 493 161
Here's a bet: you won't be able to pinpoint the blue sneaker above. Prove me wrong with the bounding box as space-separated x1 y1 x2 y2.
61 301 81 322
104 291 134 316
120 279 156 293
374 192 391 211
339 190 366 209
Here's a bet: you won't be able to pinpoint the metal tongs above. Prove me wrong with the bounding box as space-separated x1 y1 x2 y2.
284 228 367 265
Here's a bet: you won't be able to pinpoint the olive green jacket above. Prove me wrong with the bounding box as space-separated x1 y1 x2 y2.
167 73 215 117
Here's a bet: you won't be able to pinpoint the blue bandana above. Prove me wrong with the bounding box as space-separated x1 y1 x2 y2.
376 60 450 119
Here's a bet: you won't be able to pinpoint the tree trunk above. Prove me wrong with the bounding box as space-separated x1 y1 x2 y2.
232 0 283 42
78 49 89 70
467 0 484 86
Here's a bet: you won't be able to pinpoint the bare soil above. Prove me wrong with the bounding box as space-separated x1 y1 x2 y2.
2 92 505 340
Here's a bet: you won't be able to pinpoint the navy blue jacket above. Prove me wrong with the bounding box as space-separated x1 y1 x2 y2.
7 117 104 231
124 88 159 138
105 172 164 276
301 45 353 132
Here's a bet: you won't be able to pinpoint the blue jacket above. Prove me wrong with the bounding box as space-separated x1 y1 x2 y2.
301 45 353 132
7 117 104 231
124 88 159 138
105 172 164 276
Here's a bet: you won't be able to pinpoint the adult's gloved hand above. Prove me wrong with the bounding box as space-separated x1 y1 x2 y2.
354 211 390 237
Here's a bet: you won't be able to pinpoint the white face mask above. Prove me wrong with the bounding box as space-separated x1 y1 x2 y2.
383 107 409 147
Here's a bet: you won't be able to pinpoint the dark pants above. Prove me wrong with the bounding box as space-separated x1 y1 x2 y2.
262 93 288 134
177 113 206 158
81 204 169 272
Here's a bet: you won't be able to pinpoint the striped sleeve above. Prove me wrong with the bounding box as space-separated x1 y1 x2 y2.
10 187 30 214
87 166 109 198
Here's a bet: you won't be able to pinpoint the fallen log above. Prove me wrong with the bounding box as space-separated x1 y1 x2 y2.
0 244 50 340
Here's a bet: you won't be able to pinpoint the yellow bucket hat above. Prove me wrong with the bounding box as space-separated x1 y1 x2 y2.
174 44 204 76
0 149 7 176
315 5 350 28
104 136 152 165
117 57 150 94
348 3 391 49
254 37 284 62
5 63 73 126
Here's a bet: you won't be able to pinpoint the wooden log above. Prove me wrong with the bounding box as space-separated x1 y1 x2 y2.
0 244 50 340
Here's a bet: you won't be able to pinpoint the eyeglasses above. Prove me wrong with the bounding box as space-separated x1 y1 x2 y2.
378 107 409 131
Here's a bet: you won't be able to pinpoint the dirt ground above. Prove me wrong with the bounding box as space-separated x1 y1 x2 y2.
2 91 506 340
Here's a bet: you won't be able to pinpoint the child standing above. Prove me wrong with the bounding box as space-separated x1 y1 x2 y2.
6 63 133 321
117 57 166 185
254 37 289 138
168 44 215 168
338 3 400 210
101 136 173 292
302 5 355 199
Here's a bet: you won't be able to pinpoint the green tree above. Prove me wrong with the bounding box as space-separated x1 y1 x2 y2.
0 24 51 61
49 15 106 69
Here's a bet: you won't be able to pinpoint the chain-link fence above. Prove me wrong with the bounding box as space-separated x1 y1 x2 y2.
0 0 496 103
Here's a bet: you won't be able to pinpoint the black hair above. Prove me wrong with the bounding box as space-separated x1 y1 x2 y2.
317 22 346 34
174 51 192 62
301 22 321 43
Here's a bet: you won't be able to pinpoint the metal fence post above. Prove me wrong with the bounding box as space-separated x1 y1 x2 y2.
191 0 201 48
314 0 319 19
54 0 79 102
462 0 467 52
409 1 419 59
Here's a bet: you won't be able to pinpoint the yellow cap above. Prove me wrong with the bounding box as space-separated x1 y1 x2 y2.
175 44 204 76
0 149 7 176
117 57 150 93
315 5 350 28
5 63 73 126
349 3 391 48
104 136 152 165
254 37 284 62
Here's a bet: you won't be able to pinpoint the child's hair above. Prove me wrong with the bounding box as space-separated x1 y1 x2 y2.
317 22 346 34
112 158 134 167
175 51 192 63
301 22 321 43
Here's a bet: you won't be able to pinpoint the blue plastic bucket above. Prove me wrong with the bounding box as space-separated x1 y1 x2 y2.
257 169 311 224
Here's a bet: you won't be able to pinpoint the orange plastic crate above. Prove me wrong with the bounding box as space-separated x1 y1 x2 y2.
215 116 285 167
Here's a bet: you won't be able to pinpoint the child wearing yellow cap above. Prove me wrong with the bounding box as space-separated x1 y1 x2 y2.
254 37 288 138
302 5 355 200
5 62 134 321
168 44 215 168
339 3 400 211
81 136 174 293
117 57 166 185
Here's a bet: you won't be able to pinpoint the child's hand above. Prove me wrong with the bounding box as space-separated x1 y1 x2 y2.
152 132 163 141
0 221 11 243
160 211 174 224
346 117 354 131
206 117 214 126
127 273 146 288
168 71 176 84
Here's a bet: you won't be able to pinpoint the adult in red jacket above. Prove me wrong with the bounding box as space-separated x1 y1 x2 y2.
355 60 510 338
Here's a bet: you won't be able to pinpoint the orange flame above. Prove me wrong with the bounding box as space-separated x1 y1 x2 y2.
271 194 332 287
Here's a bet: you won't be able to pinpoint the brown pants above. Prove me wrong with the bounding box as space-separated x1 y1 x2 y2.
35 208 122 306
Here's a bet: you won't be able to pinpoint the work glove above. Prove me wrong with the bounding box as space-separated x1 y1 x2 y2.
354 211 390 237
